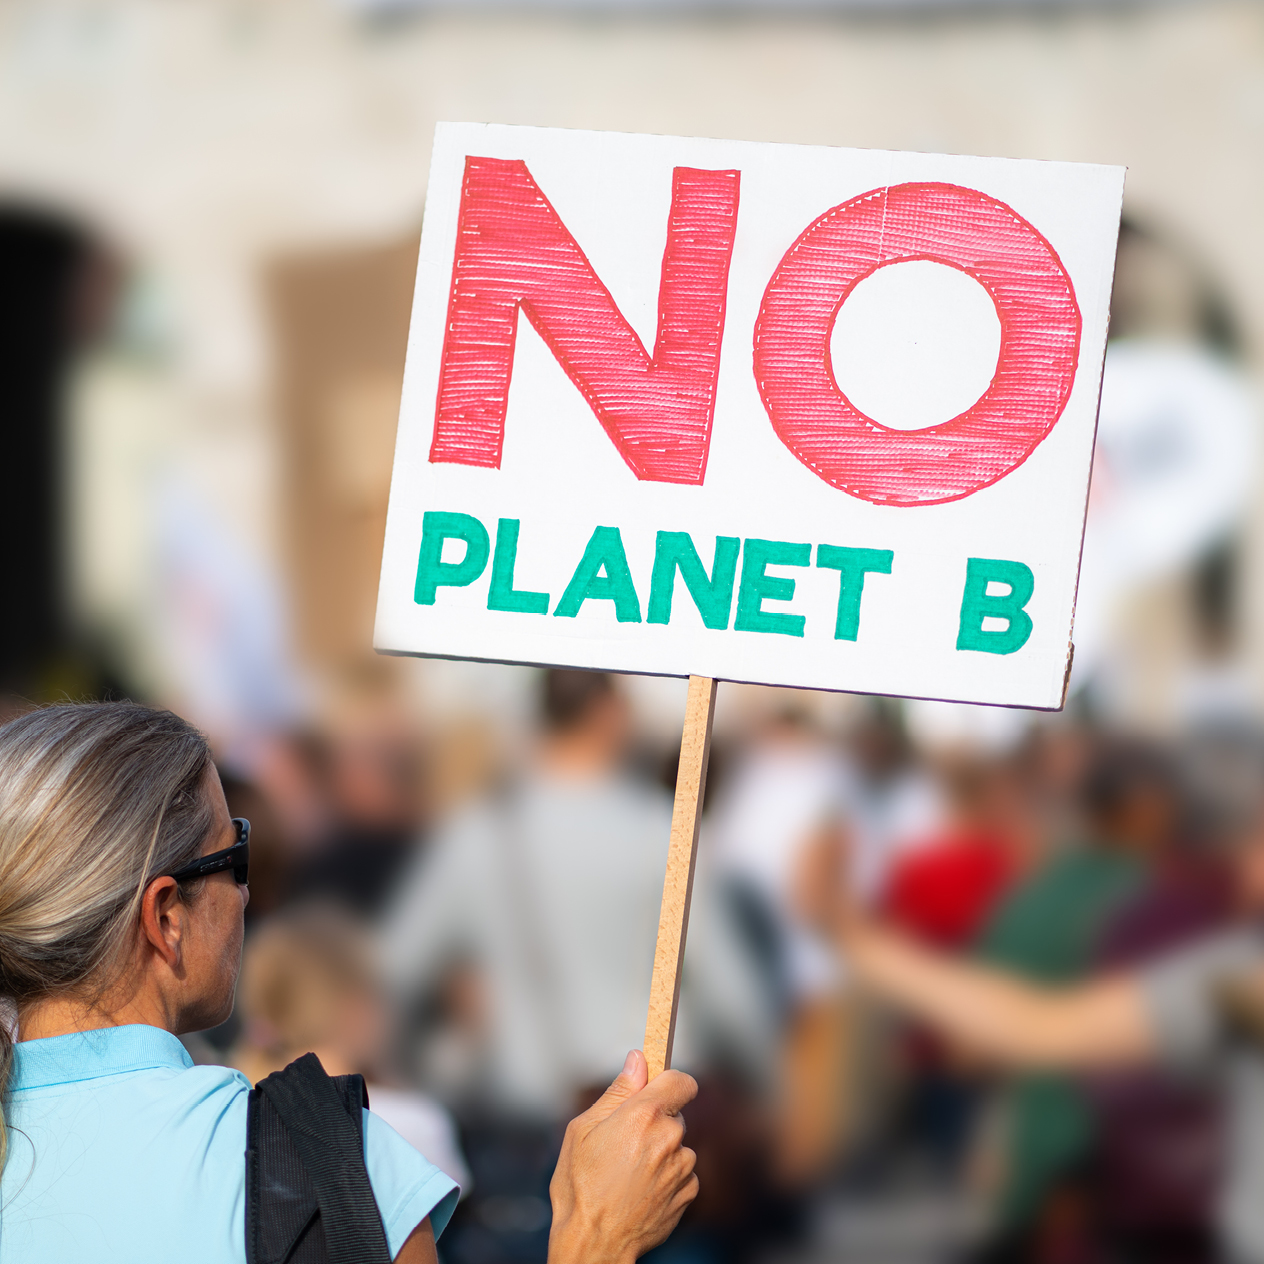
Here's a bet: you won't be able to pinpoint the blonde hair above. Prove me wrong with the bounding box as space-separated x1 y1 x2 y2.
235 905 375 1079
0 701 214 1173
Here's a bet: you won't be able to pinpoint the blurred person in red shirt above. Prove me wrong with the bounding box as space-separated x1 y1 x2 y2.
873 751 1036 1178
883 752 1034 952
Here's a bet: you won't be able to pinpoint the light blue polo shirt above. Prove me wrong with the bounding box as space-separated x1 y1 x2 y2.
0 1025 459 1263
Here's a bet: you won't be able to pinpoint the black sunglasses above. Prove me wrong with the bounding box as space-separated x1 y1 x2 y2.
167 818 250 887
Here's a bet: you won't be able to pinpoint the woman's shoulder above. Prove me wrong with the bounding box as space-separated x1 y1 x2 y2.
178 1059 253 1105
3 1033 254 1263
363 1105 462 1251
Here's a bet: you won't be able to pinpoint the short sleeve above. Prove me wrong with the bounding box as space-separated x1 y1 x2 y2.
363 1108 462 1256
1139 928 1263 1071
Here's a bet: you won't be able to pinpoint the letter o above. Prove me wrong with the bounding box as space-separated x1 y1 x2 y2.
753 182 1082 507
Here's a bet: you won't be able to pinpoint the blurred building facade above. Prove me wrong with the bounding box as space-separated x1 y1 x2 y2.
0 0 1260 730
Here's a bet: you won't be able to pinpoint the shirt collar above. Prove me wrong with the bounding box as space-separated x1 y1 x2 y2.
11 1024 193 1091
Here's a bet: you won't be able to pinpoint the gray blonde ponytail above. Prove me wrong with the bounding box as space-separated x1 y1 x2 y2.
0 702 214 1174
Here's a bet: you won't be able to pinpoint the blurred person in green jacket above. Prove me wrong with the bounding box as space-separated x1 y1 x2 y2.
970 740 1177 1257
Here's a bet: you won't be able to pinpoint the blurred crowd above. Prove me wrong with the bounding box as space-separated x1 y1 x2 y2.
154 663 1264 1264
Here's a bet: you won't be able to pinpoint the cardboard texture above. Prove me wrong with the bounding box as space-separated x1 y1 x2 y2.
376 123 1124 708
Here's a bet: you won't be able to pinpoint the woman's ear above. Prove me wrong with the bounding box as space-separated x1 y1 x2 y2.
140 875 187 971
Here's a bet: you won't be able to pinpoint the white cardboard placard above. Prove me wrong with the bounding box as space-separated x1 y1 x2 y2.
376 123 1124 709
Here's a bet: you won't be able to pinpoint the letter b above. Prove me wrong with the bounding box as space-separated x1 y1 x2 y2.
956 558 1034 655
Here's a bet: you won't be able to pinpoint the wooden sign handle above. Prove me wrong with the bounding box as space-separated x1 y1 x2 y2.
644 675 718 1079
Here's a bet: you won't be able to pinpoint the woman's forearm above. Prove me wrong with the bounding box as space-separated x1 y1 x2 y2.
395 1219 438 1263
843 918 1152 1069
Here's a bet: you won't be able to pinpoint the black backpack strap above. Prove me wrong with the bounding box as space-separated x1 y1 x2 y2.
246 1053 392 1264
247 1082 320 1264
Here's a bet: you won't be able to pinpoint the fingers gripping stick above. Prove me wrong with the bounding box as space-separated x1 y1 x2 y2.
644 675 718 1079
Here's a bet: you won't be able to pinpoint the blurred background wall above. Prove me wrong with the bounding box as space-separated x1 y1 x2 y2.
1 0 1261 736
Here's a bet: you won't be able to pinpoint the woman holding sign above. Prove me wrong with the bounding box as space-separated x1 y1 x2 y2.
0 701 699 1263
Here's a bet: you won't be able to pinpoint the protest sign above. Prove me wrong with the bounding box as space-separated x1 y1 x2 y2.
376 123 1125 1071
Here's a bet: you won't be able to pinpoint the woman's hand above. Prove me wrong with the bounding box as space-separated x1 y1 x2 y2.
548 1050 699 1264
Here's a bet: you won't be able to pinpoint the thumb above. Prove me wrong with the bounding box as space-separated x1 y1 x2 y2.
584 1050 649 1124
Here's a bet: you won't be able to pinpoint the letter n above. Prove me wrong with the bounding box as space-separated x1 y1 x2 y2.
429 157 740 486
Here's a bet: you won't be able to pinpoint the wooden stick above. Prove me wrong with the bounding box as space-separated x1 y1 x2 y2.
644 675 718 1079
